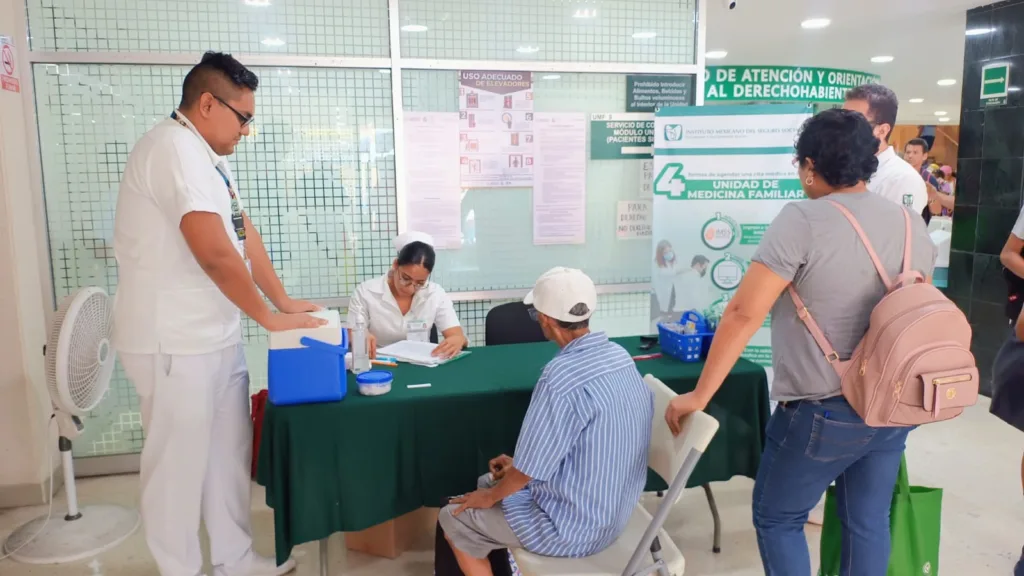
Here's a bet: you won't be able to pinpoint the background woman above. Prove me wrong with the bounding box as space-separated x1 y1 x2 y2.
347 231 467 359
652 239 680 318
664 109 935 575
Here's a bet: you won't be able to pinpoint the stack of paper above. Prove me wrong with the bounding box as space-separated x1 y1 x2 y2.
377 340 465 367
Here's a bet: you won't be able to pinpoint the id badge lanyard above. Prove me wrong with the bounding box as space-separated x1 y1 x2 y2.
171 111 247 259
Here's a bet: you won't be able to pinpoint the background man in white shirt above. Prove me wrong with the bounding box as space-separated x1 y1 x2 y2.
843 84 928 215
112 52 323 576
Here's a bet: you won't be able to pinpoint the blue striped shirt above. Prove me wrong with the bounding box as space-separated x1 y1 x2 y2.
502 332 654 557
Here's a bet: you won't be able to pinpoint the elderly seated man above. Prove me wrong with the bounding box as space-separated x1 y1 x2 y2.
437 267 655 576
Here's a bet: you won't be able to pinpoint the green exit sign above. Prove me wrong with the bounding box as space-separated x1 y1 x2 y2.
981 62 1011 106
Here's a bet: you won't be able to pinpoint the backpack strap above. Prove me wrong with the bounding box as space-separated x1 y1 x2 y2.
893 207 926 287
787 286 844 375
826 200 892 290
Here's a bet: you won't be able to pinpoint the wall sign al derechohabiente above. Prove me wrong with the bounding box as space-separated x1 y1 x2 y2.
705 66 880 103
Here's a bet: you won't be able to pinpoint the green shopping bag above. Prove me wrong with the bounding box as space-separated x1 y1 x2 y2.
818 455 942 576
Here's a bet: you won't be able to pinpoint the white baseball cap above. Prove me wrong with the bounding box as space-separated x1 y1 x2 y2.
523 267 597 323
394 231 435 252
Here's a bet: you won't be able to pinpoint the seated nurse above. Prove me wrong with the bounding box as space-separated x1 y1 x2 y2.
347 231 468 359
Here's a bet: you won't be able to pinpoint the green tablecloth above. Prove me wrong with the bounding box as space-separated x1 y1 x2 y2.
256 337 770 563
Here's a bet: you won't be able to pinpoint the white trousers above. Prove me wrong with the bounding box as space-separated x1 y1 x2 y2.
121 344 254 576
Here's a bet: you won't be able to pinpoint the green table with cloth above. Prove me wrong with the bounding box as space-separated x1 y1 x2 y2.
256 337 770 568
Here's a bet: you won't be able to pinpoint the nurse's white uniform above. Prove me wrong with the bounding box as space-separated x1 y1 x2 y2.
347 274 461 347
347 232 461 347
653 262 679 314
112 110 260 576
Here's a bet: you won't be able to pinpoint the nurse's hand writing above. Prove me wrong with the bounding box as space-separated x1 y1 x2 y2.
277 297 321 314
665 391 709 436
432 335 467 359
262 312 327 332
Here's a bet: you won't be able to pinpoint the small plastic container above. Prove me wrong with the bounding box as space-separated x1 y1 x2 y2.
356 370 393 396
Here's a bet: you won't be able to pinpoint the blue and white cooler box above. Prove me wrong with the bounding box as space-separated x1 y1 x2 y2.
267 309 349 406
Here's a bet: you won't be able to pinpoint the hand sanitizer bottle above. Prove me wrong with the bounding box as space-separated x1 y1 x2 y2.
352 319 371 374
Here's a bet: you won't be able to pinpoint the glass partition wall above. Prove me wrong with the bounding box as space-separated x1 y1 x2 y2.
21 0 704 462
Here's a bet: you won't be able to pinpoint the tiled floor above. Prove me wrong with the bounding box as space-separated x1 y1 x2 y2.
1 399 1023 575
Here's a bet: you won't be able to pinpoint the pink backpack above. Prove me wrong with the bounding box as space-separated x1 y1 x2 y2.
789 200 978 427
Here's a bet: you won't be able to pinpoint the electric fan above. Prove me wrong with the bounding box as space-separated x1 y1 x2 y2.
2 287 140 564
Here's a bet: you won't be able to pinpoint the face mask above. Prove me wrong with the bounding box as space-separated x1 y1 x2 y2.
664 251 676 262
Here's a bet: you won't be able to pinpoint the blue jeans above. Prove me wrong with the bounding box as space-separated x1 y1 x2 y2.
752 396 911 576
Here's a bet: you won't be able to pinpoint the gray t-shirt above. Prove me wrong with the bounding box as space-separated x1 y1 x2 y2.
752 191 937 401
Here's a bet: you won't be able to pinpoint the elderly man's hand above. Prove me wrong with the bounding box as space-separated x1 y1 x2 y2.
489 454 513 480
451 489 498 516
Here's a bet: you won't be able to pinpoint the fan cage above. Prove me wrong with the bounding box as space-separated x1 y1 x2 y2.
45 287 116 415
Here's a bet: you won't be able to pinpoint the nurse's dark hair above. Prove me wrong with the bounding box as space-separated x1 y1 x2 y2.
396 241 436 272
844 83 898 142
179 52 259 109
795 108 879 189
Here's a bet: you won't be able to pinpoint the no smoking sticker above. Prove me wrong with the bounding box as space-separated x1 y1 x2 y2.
1 36 20 93
1 45 13 74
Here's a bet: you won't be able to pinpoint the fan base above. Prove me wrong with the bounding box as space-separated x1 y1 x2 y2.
3 504 140 564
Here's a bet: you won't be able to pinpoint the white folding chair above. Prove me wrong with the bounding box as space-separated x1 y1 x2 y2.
512 375 720 576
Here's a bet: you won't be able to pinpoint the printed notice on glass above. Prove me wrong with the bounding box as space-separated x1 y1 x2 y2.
404 112 462 249
533 113 587 245
459 70 534 188
617 201 652 239
640 159 655 198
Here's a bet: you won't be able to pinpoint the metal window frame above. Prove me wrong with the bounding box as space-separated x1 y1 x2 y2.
20 2 709 306
13 1 708 467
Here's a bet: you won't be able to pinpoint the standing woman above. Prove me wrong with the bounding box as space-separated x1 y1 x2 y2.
653 240 681 320
348 231 467 358
664 109 936 575
994 205 1024 575
991 304 1024 576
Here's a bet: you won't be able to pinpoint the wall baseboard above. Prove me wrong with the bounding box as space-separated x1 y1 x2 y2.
73 453 140 477
0 467 64 509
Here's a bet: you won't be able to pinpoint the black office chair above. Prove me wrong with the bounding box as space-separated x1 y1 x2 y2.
485 302 546 346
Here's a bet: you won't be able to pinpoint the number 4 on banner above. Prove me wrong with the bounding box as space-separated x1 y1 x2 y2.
654 163 686 197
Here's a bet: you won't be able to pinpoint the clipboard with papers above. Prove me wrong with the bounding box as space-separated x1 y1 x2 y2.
376 340 471 368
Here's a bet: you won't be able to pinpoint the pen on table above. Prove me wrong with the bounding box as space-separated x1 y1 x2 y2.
632 353 663 361
407 383 432 389
371 359 398 367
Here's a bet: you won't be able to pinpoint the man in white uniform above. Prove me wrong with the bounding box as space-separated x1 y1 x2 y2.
843 84 928 214
112 52 324 576
672 255 710 314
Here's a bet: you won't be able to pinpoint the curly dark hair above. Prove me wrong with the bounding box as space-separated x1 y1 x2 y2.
795 108 880 189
